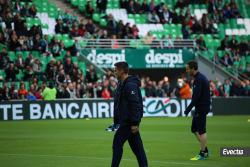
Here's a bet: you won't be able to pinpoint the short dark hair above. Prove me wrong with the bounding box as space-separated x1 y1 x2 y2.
114 61 129 74
187 60 198 70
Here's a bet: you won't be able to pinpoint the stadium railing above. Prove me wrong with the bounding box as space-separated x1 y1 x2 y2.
77 38 195 49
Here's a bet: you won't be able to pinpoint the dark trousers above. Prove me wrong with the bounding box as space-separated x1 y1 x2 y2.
111 126 148 167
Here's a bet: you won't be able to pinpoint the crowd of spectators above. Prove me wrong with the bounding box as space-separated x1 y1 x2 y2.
1 69 250 101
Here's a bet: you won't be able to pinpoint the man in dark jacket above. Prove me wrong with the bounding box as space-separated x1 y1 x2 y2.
56 70 66 86
71 62 82 82
64 57 73 75
197 36 207 50
232 82 246 96
14 16 23 37
86 19 95 34
55 19 64 34
25 53 34 67
5 63 20 82
145 84 156 97
239 39 248 55
112 61 148 167
126 0 136 14
97 0 107 14
220 35 230 50
156 84 165 97
184 60 211 160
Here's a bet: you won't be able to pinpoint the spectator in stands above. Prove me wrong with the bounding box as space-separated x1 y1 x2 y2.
86 19 95 34
220 35 230 50
223 79 230 97
135 0 142 14
149 0 156 12
4 1 13 14
231 49 241 62
182 24 192 39
102 86 111 99
170 9 179 24
217 85 226 97
47 65 58 82
108 14 117 35
63 9 72 23
29 5 37 18
243 62 250 77
46 58 56 73
211 10 219 23
34 87 44 100
57 10 64 22
223 4 232 18
0 33 4 45
26 36 33 51
231 4 243 18
232 81 246 96
212 53 222 67
219 12 226 23
36 25 43 39
201 13 211 34
18 36 27 51
238 64 244 73
109 81 117 97
154 2 164 18
30 58 45 81
25 53 34 67
64 83 77 99
122 23 134 39
64 57 73 75
115 20 124 39
178 10 184 24
71 12 79 23
56 69 67 86
19 83 28 97
20 3 30 18
208 0 217 14
52 43 61 57
70 26 79 39
79 25 88 37
0 53 10 69
149 10 160 24
76 83 84 98
86 69 98 83
192 20 202 34
50 36 58 46
5 63 19 82
160 7 170 23
15 54 25 70
86 36 96 48
120 0 128 9
55 19 64 34
71 63 82 82
221 52 233 67
163 35 173 48
42 82 57 100
179 80 191 98
33 34 42 52
229 35 237 49
244 80 250 95
141 0 150 14
175 0 185 9
111 35 119 49
197 36 207 50
156 84 165 97
26 90 36 101
24 66 35 82
162 81 173 96
2 87 11 101
100 30 108 39
132 25 139 39
63 51 72 64
11 86 19 100
239 39 248 55
10 34 21 51
14 15 23 37
85 1 94 18
126 0 136 14
97 0 107 14
143 31 154 45
145 84 156 97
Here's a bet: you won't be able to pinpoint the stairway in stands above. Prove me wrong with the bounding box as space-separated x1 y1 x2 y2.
48 0 104 32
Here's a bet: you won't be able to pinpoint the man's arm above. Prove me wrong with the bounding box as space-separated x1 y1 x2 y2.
185 78 202 115
125 83 141 126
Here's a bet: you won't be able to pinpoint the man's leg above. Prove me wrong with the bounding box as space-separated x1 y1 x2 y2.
111 126 131 167
128 130 148 167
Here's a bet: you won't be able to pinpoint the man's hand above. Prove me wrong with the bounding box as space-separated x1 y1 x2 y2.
184 110 189 116
131 126 138 134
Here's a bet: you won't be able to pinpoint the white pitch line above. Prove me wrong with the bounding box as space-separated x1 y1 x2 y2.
0 153 229 167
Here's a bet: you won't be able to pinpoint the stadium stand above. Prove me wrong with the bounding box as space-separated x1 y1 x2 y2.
0 0 250 101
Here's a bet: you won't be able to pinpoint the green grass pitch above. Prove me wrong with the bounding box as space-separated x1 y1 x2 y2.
0 116 250 167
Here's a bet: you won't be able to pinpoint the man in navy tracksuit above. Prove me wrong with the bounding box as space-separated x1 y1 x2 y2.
184 61 211 160
112 61 148 167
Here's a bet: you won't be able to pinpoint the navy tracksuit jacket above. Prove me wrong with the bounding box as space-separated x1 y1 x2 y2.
185 71 211 115
112 75 147 167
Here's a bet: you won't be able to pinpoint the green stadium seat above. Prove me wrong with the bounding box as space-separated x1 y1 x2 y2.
72 57 78 63
32 51 39 58
92 13 100 22
100 19 107 27
41 23 49 29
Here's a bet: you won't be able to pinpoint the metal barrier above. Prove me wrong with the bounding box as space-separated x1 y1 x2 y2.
77 38 195 49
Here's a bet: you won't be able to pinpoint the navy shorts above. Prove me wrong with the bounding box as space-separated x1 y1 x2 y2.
191 113 207 135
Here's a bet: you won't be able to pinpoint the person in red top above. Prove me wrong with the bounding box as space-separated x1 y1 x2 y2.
78 25 88 36
102 87 111 99
19 83 28 97
34 87 44 100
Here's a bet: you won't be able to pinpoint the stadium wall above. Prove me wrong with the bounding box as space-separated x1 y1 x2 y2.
0 98 249 121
